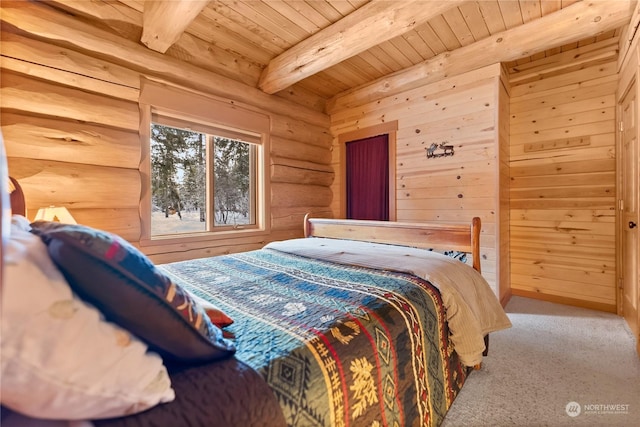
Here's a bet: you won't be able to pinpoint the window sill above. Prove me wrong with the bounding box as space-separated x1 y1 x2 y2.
139 226 270 248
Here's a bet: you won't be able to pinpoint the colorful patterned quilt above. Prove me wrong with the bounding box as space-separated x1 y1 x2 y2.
158 248 468 427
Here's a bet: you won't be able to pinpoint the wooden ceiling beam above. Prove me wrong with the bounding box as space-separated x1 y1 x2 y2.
141 0 210 53
328 0 634 113
258 0 465 94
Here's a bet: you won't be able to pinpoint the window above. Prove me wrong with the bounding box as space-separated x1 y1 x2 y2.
150 123 257 236
140 79 270 243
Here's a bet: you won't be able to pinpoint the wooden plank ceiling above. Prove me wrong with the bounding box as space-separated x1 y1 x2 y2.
47 0 627 112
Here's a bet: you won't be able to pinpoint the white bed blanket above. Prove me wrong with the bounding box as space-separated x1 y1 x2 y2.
265 238 511 367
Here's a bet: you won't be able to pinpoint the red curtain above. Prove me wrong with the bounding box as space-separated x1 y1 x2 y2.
346 134 389 220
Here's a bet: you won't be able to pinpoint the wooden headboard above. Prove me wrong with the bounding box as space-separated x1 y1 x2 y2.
304 215 482 273
8 176 26 217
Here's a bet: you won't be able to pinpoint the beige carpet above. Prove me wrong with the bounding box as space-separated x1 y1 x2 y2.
442 296 640 427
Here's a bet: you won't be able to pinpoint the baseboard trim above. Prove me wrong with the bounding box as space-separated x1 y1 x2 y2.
511 289 617 313
500 288 512 308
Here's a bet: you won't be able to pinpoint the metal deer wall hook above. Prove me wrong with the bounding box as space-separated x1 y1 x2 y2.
426 141 454 158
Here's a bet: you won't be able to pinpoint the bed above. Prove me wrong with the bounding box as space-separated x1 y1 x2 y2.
1 172 511 427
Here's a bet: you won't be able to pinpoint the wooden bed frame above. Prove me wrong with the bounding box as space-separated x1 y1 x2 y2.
304 214 482 273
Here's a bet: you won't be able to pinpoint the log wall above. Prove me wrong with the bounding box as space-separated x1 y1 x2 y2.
0 1 332 263
329 63 510 297
508 39 619 312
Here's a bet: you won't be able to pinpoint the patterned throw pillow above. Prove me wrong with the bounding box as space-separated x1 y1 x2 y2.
30 221 235 363
189 293 235 328
2 217 175 419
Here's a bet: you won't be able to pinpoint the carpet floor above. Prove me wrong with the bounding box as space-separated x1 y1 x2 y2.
442 296 640 427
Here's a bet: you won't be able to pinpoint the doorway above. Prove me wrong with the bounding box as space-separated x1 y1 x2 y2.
346 134 389 220
338 121 398 221
618 79 639 355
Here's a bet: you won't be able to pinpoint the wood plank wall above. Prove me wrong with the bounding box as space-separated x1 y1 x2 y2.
508 39 619 312
329 63 508 296
0 1 333 263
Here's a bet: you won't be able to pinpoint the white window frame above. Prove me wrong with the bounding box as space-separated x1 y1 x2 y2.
139 79 270 246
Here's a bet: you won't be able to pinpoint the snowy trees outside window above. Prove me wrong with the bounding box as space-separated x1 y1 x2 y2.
150 123 256 236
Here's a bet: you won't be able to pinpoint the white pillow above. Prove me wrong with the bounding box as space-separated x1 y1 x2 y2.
1 217 175 420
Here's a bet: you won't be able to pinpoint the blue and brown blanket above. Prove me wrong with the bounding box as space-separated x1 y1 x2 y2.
156 248 467 427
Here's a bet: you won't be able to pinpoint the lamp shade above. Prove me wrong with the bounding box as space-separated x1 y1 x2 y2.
34 206 77 224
